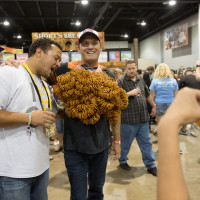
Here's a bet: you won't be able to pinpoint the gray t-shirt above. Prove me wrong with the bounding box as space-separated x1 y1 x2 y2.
0 65 56 178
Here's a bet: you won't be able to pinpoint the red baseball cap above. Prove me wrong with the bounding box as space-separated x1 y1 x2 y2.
78 28 100 43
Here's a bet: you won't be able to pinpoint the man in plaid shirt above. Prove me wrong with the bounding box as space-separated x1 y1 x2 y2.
117 60 157 176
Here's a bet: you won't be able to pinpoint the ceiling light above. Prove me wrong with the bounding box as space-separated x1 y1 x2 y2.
3 20 9 26
81 0 88 5
17 34 22 39
75 20 81 26
169 0 176 6
124 34 129 38
141 21 146 26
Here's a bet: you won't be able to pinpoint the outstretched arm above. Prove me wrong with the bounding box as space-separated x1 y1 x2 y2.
195 66 200 82
157 87 200 200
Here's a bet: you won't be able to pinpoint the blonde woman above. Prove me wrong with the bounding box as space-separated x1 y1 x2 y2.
150 63 178 125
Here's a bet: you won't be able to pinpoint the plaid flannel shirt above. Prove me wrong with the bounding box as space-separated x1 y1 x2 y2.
118 74 150 124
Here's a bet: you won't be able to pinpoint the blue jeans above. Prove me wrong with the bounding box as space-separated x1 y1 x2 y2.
0 169 49 200
156 103 171 116
64 149 108 200
119 122 156 169
55 119 63 134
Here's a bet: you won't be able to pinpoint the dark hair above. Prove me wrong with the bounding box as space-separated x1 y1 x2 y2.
28 38 62 57
137 69 142 75
146 66 154 71
171 69 175 73
125 60 135 67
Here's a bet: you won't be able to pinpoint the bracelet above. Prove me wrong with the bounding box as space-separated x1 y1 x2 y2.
114 140 121 144
27 113 32 136
152 104 156 108
28 113 31 126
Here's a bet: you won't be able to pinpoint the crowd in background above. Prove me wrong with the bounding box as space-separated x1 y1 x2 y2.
109 65 197 82
52 64 200 154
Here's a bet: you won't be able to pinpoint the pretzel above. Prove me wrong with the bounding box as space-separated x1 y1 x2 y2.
54 69 128 125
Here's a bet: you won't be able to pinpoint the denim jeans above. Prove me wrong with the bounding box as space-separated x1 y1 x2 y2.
119 122 156 169
64 148 108 200
156 103 171 116
55 119 63 134
0 169 49 200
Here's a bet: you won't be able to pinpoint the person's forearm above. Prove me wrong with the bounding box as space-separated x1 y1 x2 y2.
150 90 155 100
127 91 132 97
196 67 200 82
0 110 28 128
110 117 121 141
146 95 155 106
157 117 189 200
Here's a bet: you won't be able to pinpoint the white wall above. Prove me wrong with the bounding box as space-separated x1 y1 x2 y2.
128 43 134 59
139 13 199 69
138 58 155 70
139 32 161 65
105 41 129 49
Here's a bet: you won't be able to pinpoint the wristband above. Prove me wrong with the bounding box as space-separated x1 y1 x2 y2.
28 113 32 126
27 113 32 136
152 104 156 108
114 140 121 144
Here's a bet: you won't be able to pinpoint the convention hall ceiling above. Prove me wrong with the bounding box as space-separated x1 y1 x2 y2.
0 0 199 49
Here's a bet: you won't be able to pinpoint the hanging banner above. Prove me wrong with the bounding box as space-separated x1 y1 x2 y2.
61 52 69 63
98 51 108 62
16 53 28 64
0 53 3 64
1 46 23 54
0 47 4 52
109 51 120 62
32 32 105 51
71 52 81 61
121 51 132 61
165 23 189 50
3 53 15 61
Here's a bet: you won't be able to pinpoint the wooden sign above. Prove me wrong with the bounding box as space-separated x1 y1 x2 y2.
32 32 105 51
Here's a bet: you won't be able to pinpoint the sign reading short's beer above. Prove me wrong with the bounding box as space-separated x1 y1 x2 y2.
32 32 105 51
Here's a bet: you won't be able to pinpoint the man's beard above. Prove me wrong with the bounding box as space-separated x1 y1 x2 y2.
47 68 57 85
129 74 135 78
41 70 57 86
45 77 54 85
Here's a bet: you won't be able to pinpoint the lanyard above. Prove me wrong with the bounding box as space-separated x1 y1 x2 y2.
23 62 52 111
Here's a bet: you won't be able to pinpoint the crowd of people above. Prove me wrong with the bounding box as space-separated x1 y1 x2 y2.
0 28 200 200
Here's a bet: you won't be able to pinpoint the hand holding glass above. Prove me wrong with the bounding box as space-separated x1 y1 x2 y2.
136 87 141 96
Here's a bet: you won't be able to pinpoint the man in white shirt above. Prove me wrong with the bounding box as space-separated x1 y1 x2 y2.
0 38 62 200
